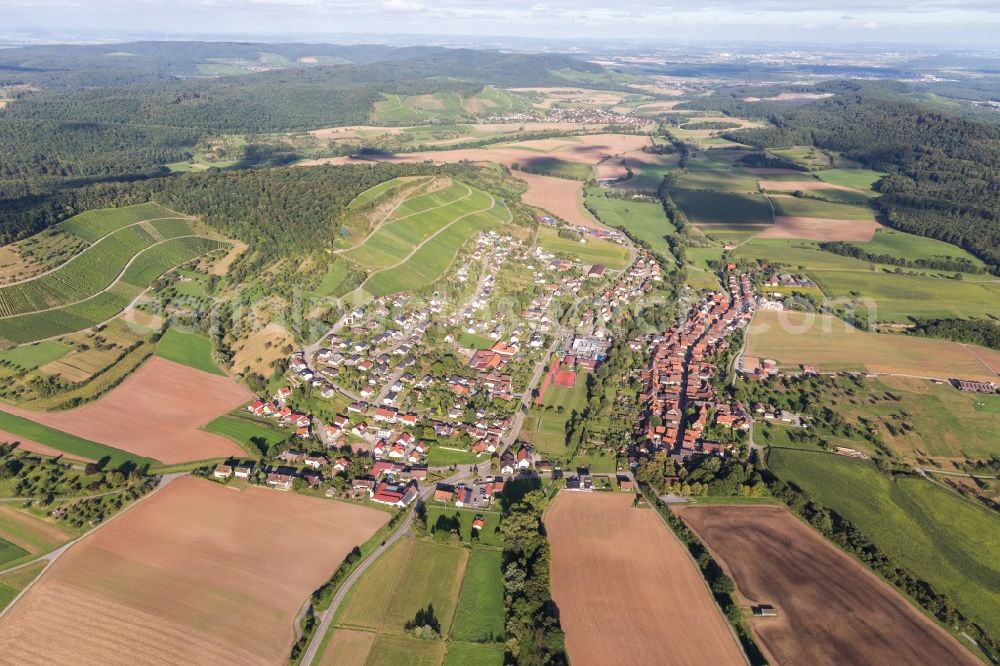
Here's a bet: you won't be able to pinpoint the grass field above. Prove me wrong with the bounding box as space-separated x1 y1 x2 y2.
426 445 480 468
337 538 468 635
0 505 75 557
585 187 676 256
770 196 875 220
733 238 875 271
0 411 156 467
0 342 69 371
202 415 288 458
850 228 985 266
366 633 446 665
0 537 28 567
535 227 629 269
767 448 1000 640
443 641 505 666
154 328 224 376
673 166 759 193
568 451 618 474
815 168 885 192
809 269 1000 321
618 153 677 192
426 506 502 547
522 374 590 458
0 561 45 612
451 548 505 643
746 310 1000 382
771 146 832 169
671 190 772 227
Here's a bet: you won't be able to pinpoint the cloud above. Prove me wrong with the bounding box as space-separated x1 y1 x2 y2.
381 0 424 11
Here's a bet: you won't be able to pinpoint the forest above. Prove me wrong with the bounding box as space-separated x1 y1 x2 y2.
0 44 601 221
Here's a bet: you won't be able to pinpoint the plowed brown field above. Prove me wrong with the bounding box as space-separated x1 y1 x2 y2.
0 477 390 666
0 357 249 464
546 492 744 666
676 505 978 666
758 216 880 241
515 172 603 229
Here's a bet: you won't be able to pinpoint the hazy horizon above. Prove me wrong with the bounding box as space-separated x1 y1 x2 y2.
2 1 1000 48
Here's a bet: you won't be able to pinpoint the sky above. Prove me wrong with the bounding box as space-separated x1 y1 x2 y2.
2 0 1000 46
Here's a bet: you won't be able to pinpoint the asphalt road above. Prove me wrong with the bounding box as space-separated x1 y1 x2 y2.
300 468 472 665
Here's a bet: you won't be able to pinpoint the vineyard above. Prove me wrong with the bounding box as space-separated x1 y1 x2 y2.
0 203 229 345
58 202 182 242
0 216 212 318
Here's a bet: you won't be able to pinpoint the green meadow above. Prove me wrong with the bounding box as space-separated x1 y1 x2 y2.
535 227 629 269
585 187 676 256
202 415 288 458
809 269 1000 321
451 548 505 643
0 411 157 466
672 190 773 227
0 342 69 372
154 328 224 375
815 168 885 192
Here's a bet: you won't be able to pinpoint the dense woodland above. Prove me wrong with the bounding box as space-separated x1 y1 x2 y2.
0 44 600 225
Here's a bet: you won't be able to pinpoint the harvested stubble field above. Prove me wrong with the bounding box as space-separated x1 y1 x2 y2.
757 216 881 241
758 180 863 193
747 310 1000 382
0 357 250 464
0 476 390 665
545 492 744 666
298 133 651 171
676 505 979 666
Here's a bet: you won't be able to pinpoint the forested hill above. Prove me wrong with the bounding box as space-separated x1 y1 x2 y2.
0 44 603 239
719 87 1000 273
0 41 447 88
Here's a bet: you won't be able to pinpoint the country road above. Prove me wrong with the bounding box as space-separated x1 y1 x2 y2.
300 467 475 665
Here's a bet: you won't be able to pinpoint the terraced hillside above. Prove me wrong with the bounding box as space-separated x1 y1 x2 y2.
0 204 228 345
340 177 510 298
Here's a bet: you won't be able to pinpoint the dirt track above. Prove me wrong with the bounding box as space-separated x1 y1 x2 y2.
0 357 249 464
676 504 979 666
546 492 744 666
0 476 390 666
